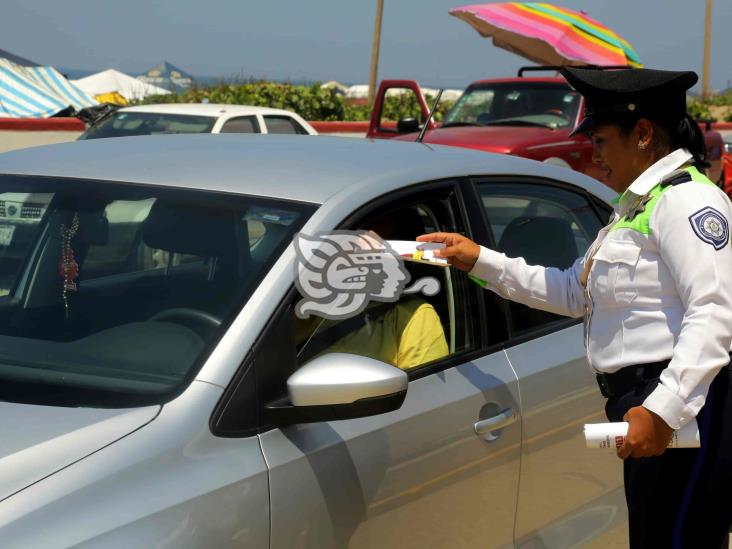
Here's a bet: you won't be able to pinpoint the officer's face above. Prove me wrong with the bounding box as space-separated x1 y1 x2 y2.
588 123 644 193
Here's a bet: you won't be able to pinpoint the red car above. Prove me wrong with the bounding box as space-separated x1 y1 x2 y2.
367 69 723 186
715 124 732 199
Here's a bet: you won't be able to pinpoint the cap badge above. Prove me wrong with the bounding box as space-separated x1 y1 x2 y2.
627 103 636 111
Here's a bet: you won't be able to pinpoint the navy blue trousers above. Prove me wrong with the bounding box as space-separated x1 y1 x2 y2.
605 366 732 548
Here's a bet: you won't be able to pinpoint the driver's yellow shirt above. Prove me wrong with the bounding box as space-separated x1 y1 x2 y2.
298 299 449 370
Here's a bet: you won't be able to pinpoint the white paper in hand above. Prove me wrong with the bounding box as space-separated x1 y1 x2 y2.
386 240 448 266
584 420 700 449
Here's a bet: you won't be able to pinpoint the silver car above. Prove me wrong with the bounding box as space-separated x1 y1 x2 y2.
0 135 626 548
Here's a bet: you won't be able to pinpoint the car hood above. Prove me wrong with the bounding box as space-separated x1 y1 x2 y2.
394 125 570 154
0 402 159 501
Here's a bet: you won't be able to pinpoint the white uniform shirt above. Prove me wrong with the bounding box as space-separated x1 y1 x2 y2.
469 149 732 429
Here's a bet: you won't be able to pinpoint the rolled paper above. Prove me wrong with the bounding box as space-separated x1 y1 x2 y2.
584 420 700 449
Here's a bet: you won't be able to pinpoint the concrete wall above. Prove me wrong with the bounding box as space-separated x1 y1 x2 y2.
0 130 84 153
0 118 84 153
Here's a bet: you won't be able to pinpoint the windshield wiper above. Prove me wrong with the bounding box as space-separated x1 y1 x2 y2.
482 120 553 128
440 121 484 128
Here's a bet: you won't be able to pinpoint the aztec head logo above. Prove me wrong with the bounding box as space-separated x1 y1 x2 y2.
294 231 439 320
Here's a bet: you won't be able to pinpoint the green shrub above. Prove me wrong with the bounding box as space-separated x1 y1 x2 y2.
687 99 714 121
136 81 454 122
707 91 732 107
376 94 453 123
137 82 346 121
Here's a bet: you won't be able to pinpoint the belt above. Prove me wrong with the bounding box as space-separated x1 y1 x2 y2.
595 360 670 398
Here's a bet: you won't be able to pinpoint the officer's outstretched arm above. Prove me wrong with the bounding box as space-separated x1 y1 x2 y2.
418 232 585 318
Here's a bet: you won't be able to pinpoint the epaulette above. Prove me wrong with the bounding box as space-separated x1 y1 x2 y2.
660 168 692 187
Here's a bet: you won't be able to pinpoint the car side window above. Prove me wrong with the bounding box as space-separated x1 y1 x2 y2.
264 116 308 135
293 191 482 374
477 181 604 335
220 116 260 134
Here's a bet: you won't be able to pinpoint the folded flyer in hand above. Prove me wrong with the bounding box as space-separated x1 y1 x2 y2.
584 420 700 449
386 240 449 267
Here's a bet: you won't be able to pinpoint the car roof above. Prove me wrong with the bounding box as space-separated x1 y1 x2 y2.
0 134 612 205
469 76 570 86
115 103 299 118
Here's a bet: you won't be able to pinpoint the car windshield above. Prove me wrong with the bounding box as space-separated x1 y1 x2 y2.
442 82 581 129
0 175 314 407
80 112 217 139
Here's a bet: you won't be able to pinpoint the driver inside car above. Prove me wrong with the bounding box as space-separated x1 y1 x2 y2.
294 209 449 370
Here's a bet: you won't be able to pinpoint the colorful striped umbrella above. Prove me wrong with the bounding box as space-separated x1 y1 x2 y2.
450 3 642 68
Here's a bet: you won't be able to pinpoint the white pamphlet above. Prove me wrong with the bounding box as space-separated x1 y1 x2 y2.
584 420 700 449
386 240 449 267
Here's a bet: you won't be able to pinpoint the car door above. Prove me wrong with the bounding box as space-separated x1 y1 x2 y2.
473 178 628 547
254 183 521 548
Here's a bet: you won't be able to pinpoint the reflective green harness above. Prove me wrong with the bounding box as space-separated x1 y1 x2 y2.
612 166 716 235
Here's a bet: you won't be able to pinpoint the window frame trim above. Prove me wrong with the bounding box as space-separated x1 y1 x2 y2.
219 115 261 134
332 178 487 380
263 115 308 135
213 175 610 437
469 174 610 348
213 178 497 437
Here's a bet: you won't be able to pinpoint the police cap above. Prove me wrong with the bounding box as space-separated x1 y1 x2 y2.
560 67 698 137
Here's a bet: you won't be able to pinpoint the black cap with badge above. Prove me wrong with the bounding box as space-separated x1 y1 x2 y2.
560 67 698 137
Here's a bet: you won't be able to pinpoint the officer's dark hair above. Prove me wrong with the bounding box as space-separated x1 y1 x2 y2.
601 112 710 171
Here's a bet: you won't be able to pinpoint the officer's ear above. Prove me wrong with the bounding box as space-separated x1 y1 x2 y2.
635 118 654 151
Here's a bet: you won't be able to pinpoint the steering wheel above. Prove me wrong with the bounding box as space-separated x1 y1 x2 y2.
543 109 570 122
148 308 222 339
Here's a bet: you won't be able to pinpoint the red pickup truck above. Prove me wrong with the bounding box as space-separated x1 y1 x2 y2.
716 124 732 198
367 69 723 186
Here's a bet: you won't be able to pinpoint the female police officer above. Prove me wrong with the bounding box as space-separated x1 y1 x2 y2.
418 67 732 547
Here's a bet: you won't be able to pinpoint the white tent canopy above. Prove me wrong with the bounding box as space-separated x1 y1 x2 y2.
73 69 170 101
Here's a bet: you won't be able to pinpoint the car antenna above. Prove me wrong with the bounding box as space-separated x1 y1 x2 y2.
416 89 443 143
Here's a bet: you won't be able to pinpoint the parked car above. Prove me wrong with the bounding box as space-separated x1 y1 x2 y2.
367 69 724 186
717 126 732 199
0 134 626 547
79 103 317 140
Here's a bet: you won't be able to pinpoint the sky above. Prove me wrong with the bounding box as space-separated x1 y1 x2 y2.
2 0 731 92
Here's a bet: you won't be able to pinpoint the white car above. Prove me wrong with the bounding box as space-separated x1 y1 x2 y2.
79 103 317 139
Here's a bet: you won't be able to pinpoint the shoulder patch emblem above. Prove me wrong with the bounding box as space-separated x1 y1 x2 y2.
689 207 729 250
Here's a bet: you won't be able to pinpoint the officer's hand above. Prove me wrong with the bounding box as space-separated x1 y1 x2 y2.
417 232 481 272
617 406 674 459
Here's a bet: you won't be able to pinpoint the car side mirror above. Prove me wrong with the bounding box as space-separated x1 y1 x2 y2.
397 117 420 133
264 353 408 426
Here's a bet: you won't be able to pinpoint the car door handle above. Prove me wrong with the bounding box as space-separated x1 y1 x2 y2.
474 408 517 435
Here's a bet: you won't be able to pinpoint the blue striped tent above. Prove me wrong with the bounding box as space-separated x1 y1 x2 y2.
0 58 97 118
